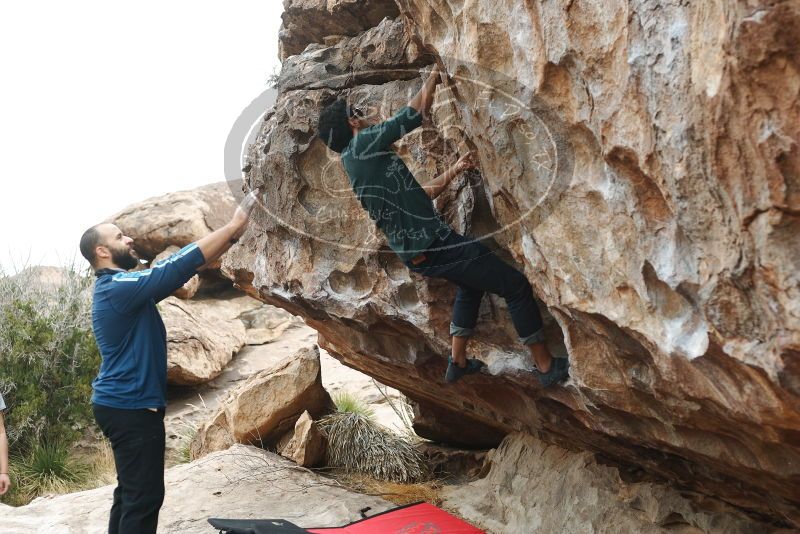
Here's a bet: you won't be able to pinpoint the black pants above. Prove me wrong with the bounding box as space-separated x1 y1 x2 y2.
404 232 545 345
93 404 166 534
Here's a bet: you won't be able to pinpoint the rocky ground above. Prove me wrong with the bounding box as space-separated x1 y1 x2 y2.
0 445 395 534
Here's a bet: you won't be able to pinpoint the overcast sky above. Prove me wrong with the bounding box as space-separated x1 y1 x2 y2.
0 1 283 272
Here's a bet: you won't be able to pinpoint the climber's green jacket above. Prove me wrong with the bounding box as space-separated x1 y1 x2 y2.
341 105 453 262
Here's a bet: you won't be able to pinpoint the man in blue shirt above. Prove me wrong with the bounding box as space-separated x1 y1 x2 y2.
79 191 258 534
317 65 569 386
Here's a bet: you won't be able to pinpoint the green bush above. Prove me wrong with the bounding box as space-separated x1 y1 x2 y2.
0 266 100 452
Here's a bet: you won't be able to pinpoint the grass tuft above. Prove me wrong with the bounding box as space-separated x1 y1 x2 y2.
12 441 90 499
2 438 116 506
81 439 116 488
318 410 428 483
332 391 375 419
178 425 198 464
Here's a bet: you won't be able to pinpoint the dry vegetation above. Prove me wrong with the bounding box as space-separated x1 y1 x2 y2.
319 392 429 483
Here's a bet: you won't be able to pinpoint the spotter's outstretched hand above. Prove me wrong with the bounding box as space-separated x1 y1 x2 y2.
232 190 260 227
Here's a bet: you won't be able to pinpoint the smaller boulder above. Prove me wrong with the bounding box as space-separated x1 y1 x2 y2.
191 346 332 458
160 297 247 385
280 411 327 467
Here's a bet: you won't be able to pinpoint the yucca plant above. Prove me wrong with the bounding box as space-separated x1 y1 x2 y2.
13 440 90 498
319 392 428 483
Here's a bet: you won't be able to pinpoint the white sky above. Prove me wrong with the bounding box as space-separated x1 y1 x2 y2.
0 1 283 272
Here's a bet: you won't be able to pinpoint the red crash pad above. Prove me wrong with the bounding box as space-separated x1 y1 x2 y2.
306 502 484 534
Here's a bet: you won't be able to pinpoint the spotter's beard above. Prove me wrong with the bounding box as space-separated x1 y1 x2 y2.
111 246 139 270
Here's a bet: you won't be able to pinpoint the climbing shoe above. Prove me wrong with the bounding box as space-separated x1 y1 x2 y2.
534 357 570 388
445 357 485 383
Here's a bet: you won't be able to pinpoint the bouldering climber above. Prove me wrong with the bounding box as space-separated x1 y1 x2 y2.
317 64 569 386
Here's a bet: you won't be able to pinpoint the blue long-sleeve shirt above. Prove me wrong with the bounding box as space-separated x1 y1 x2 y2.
90 243 206 409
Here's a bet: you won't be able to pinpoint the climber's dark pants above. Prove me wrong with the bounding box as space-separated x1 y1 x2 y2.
93 404 166 534
404 231 545 345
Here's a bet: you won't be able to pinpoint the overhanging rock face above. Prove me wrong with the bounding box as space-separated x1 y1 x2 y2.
278 0 400 60
224 0 800 526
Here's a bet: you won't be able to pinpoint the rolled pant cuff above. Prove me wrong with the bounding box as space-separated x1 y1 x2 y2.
520 329 545 345
450 322 475 338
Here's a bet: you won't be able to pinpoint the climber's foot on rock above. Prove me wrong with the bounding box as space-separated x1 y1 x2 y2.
445 357 485 383
534 357 569 388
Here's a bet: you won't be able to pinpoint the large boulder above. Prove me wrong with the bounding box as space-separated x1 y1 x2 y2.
108 181 236 260
191 346 332 457
160 296 248 385
225 0 800 528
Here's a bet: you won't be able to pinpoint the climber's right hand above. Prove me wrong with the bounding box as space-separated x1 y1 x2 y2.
455 152 478 173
